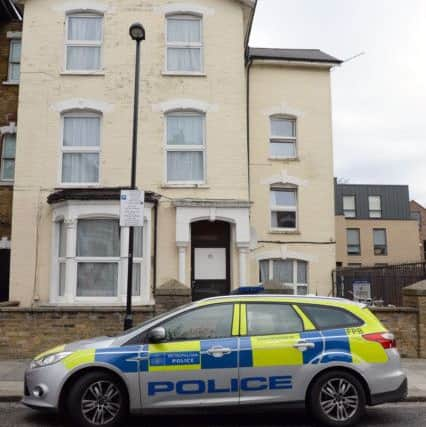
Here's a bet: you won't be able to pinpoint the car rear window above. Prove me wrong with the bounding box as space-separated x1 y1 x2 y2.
300 304 363 330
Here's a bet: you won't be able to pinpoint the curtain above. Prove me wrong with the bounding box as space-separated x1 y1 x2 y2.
167 151 203 182
369 196 381 210
77 263 118 297
132 263 141 296
77 219 120 257
373 230 386 245
347 229 360 245
68 16 102 41
167 115 203 145
167 47 201 72
67 46 101 71
259 260 270 282
59 263 66 297
271 118 295 138
58 221 67 257
297 261 307 284
167 18 200 43
64 117 100 147
270 189 296 207
62 153 99 183
270 142 296 158
133 227 143 258
273 259 293 283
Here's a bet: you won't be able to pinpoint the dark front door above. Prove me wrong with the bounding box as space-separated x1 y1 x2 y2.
0 249 10 302
191 221 230 301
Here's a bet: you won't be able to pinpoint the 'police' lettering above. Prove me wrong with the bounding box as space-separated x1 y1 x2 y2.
240 377 268 392
207 380 230 394
176 380 205 395
148 381 173 396
269 376 293 390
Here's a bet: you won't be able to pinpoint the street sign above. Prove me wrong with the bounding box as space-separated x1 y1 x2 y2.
352 280 371 301
120 190 145 227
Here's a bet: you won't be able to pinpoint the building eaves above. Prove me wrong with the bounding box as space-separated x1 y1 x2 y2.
0 0 22 21
248 47 342 65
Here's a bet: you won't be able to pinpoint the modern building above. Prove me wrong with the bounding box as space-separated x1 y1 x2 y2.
9 0 340 310
335 182 421 268
410 200 426 261
0 0 22 302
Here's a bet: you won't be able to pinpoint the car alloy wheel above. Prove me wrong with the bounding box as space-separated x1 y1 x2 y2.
81 380 122 426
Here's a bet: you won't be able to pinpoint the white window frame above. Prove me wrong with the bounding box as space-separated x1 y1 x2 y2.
369 196 382 218
0 133 16 182
7 38 21 83
64 12 104 73
165 110 206 185
165 13 204 75
270 186 298 231
50 201 153 306
269 116 297 159
343 195 356 218
259 258 308 295
59 111 102 187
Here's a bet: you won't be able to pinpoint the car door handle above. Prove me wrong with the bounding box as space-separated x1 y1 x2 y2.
206 346 232 358
293 341 315 351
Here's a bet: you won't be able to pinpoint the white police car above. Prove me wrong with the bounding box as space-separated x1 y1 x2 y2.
23 295 407 427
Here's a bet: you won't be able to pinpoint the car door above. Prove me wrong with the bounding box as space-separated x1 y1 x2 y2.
140 303 240 408
238 302 321 405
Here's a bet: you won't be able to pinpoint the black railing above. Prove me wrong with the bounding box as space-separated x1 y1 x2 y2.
333 262 426 306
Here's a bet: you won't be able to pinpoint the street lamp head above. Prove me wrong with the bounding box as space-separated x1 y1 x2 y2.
129 22 145 41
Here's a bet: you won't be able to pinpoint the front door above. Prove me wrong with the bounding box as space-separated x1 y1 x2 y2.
191 221 230 301
140 303 239 408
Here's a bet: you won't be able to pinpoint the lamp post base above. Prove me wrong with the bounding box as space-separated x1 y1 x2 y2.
124 314 133 330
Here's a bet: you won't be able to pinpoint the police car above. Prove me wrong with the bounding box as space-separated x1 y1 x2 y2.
23 295 407 427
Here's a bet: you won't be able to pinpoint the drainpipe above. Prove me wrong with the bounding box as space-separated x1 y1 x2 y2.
246 58 253 206
152 200 158 297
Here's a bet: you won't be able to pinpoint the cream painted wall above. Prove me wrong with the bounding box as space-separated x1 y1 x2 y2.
11 0 252 306
248 63 336 295
335 216 422 267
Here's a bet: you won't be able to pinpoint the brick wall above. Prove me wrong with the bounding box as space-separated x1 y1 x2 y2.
0 186 12 238
410 201 426 260
372 307 419 358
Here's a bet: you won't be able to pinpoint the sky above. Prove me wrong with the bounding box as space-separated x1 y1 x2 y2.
250 0 426 206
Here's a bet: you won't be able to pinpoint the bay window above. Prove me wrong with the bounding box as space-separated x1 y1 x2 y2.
166 111 205 183
270 116 297 158
259 259 308 295
166 14 203 73
66 13 103 71
270 186 298 230
61 113 100 184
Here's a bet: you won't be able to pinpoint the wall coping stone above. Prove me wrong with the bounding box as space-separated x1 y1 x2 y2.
0 306 155 313
403 280 426 296
371 307 418 313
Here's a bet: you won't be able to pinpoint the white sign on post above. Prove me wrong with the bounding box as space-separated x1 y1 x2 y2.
120 190 145 227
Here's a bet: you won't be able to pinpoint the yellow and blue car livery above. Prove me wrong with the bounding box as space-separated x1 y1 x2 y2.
23 295 407 417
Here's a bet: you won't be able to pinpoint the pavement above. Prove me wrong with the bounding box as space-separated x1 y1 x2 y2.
0 358 425 402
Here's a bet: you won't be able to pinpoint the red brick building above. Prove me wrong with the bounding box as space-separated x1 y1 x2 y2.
410 200 426 261
0 0 22 301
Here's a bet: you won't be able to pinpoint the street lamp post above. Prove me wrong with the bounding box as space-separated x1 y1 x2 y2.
124 23 146 331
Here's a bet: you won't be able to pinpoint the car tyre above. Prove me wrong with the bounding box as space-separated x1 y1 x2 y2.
308 370 366 427
66 370 128 427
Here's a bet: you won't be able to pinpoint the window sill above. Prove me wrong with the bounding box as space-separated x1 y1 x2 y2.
2 81 19 86
60 71 105 77
56 183 101 189
269 229 300 235
0 181 14 187
269 156 300 162
161 183 210 189
162 71 206 77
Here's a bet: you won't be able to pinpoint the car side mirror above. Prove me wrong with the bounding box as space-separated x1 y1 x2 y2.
148 327 166 343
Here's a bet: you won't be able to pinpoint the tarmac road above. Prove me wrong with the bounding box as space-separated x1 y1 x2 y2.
0 402 425 426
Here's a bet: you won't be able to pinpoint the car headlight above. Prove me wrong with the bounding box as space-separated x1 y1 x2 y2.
30 352 72 369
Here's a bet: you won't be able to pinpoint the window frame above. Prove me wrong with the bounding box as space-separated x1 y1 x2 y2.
59 111 102 186
373 228 388 256
269 116 297 160
165 13 204 75
245 302 305 337
299 303 364 331
0 133 16 182
259 258 308 295
164 110 206 185
343 195 356 218
270 186 298 231
64 12 104 73
347 228 361 256
7 38 21 83
368 195 382 218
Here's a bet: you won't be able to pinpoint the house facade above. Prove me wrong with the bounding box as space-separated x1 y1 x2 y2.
0 0 22 302
10 0 339 309
410 200 426 261
335 182 421 267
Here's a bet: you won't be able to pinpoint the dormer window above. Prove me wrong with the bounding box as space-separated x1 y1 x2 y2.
166 14 203 73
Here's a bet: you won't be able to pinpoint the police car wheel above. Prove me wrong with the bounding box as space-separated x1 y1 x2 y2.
309 370 366 427
66 371 128 427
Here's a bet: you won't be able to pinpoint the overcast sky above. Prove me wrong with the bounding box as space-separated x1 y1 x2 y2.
250 0 426 206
